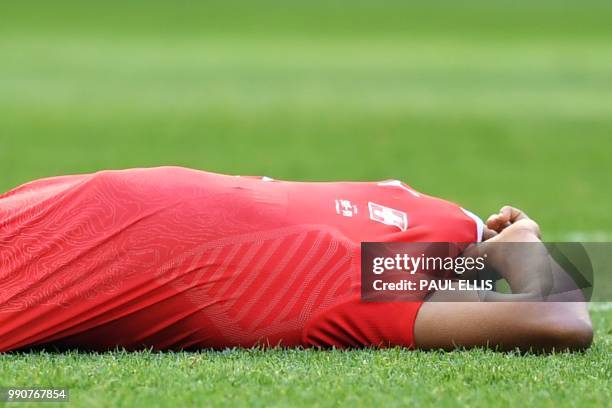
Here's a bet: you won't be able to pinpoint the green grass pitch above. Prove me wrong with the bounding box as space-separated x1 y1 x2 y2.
0 1 611 407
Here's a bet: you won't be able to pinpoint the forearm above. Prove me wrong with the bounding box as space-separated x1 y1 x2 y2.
481 230 586 301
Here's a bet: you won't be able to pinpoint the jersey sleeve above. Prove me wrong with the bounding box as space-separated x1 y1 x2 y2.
302 297 424 348
460 208 485 242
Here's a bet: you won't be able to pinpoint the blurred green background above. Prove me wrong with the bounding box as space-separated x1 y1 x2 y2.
1 0 611 238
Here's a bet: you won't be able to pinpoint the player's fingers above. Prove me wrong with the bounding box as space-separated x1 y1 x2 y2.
486 214 501 230
499 206 512 222
500 205 529 223
487 208 512 231
486 213 510 232
482 227 498 240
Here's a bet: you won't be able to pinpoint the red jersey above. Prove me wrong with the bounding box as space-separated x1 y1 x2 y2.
0 167 482 351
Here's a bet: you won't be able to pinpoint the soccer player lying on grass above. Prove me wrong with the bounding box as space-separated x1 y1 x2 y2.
0 167 592 352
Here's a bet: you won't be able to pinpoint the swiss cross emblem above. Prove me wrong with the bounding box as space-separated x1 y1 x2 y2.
335 199 358 217
368 202 408 231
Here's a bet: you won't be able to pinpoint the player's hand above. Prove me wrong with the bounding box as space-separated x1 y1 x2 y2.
466 206 542 273
484 205 541 240
485 206 540 235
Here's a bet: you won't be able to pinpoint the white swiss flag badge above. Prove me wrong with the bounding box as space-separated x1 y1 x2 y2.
368 202 408 231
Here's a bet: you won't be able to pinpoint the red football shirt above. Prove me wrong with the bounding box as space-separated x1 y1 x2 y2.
0 167 482 351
